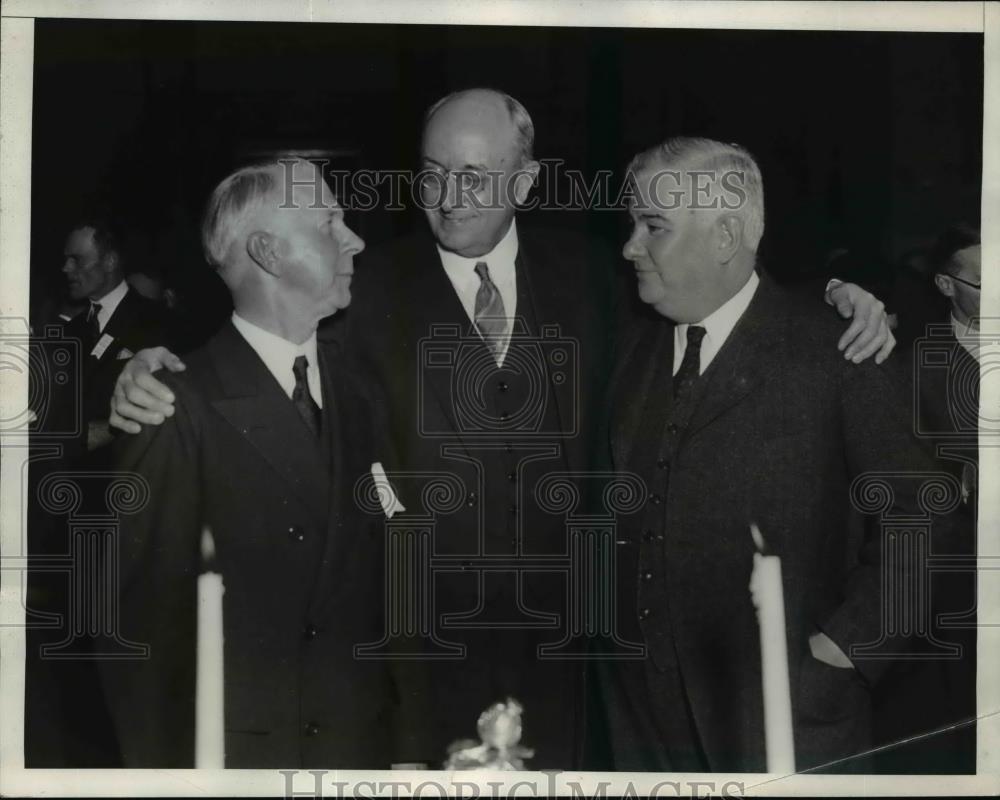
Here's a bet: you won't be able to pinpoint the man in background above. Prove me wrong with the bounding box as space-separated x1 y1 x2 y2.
872 223 980 774
59 221 172 454
25 219 172 766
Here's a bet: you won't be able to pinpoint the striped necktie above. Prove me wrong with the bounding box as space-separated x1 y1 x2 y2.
473 261 507 364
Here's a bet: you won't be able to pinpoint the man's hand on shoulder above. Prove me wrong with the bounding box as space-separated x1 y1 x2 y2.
109 346 185 434
825 279 896 365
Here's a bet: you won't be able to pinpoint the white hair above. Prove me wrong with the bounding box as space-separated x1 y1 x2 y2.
629 137 765 252
201 160 297 268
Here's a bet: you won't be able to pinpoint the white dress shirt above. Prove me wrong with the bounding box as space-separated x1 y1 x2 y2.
673 271 760 376
437 218 519 365
231 312 323 408
91 279 129 333
951 314 981 364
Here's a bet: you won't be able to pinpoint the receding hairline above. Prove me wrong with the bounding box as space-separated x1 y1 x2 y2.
422 88 535 162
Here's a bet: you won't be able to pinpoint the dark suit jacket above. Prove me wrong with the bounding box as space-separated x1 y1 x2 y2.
101 322 395 768
606 273 950 771
326 224 624 767
24 288 173 766
870 320 977 773
61 287 173 431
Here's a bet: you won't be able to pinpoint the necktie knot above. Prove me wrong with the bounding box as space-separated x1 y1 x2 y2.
673 325 707 400
686 325 707 349
292 354 309 383
473 261 507 364
85 302 103 356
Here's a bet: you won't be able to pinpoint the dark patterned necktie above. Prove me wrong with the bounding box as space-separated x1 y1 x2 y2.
85 302 102 356
473 261 507 364
673 325 707 399
291 355 321 438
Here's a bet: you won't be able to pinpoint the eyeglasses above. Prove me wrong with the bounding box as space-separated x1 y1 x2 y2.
417 168 489 201
948 274 982 290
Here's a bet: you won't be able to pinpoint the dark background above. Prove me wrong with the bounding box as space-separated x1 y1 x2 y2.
30 19 983 323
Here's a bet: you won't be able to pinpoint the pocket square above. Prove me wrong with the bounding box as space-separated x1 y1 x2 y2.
370 461 406 519
117 347 135 360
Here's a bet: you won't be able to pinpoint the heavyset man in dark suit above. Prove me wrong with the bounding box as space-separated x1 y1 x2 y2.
598 137 954 773
97 159 399 767
107 91 895 769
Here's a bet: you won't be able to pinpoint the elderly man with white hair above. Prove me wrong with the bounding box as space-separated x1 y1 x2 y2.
98 159 398 768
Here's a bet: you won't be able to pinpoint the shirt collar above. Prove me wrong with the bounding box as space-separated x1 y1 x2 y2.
436 217 519 276
951 313 981 362
91 280 129 330
231 312 319 396
675 270 760 369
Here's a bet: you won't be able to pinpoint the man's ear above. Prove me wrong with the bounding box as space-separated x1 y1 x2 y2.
934 272 955 298
103 250 119 274
512 160 540 206
246 231 283 277
715 213 744 264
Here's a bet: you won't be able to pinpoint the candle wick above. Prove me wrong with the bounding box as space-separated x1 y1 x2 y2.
750 522 769 555
201 526 217 571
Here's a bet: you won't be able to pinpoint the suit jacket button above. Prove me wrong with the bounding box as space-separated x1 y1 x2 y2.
649 493 662 505
643 571 654 581
288 525 306 542
305 722 320 737
466 492 477 507
498 381 509 392
304 625 318 640
506 471 517 483
639 608 652 620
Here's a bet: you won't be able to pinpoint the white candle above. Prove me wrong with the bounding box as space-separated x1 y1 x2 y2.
749 524 795 773
196 527 225 769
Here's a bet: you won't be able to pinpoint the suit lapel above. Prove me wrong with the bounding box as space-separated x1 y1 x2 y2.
609 314 675 470
683 274 783 440
401 235 478 455
309 346 369 616
208 323 329 526
100 289 139 343
515 234 577 469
